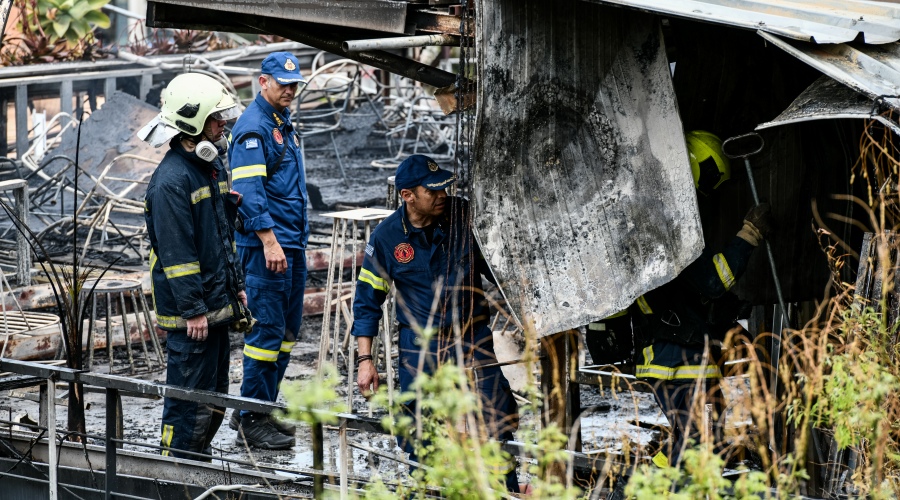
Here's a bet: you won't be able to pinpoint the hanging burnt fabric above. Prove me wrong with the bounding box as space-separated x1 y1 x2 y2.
473 0 704 337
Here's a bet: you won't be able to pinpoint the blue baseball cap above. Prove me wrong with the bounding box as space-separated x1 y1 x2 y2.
261 52 305 85
395 154 457 191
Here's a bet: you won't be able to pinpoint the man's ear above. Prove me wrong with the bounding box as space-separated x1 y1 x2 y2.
399 188 415 202
258 75 268 90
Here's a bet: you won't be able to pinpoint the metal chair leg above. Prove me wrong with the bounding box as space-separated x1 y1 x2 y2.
330 131 349 187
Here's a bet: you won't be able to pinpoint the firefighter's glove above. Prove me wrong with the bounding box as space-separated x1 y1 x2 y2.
226 191 248 235
737 203 773 247
232 303 257 334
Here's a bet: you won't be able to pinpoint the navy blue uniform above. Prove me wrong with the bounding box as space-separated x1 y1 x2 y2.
229 93 309 413
634 236 756 467
351 197 519 492
145 139 244 459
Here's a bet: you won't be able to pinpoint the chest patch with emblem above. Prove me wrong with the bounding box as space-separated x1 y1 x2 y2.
293 133 300 147
273 128 283 145
394 243 414 263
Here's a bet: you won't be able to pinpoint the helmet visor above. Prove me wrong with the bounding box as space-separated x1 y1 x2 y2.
137 115 180 148
210 105 241 121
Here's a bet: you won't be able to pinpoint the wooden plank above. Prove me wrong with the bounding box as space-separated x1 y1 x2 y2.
474 1 702 337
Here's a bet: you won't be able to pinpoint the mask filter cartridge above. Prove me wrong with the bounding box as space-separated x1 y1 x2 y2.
195 141 218 162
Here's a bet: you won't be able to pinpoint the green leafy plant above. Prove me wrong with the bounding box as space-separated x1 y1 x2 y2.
37 0 110 46
281 363 348 426
1 0 104 65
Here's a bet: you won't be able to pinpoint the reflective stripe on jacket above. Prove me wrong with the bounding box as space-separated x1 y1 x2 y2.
351 197 493 338
635 342 721 380
145 140 244 331
635 237 755 346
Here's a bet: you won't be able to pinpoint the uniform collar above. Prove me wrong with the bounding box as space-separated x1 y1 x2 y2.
399 203 448 238
254 93 292 129
399 204 414 237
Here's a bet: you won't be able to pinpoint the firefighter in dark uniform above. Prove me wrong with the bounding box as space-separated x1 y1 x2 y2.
139 73 246 460
227 52 309 450
636 131 773 468
588 131 773 468
351 154 524 493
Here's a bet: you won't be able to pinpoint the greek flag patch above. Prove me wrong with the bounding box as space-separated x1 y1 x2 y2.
245 138 259 149
365 244 374 256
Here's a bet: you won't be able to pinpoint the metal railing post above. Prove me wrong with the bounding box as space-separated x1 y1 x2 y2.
14 84 27 159
105 388 119 500
47 374 58 500
104 77 116 103
139 74 152 102
339 420 348 499
312 421 324 497
0 179 30 285
60 80 73 128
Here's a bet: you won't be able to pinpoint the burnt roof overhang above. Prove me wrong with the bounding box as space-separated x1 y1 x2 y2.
148 0 408 34
145 0 469 90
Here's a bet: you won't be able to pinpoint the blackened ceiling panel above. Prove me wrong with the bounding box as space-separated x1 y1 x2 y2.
474 0 703 337
148 0 408 34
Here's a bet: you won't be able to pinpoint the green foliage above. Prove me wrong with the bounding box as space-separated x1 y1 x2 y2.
36 0 110 45
625 445 769 500
817 350 896 449
281 363 347 426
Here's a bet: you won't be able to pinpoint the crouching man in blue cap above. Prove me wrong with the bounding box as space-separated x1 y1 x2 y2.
351 154 526 493
227 51 309 450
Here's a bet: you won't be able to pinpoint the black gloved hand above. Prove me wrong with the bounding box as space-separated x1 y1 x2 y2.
743 203 773 239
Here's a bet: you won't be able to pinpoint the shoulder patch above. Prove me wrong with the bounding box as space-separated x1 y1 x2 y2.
365 244 374 257
245 138 259 149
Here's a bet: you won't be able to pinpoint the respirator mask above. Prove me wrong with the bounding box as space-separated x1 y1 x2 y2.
195 140 219 162
195 109 233 162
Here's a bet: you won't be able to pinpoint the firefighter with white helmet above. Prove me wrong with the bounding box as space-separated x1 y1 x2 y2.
140 72 247 460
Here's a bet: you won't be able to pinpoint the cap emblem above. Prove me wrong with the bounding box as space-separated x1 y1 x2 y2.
394 243 414 264
273 128 284 145
284 59 296 71
427 160 439 172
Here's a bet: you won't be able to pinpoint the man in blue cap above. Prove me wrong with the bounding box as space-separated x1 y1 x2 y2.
228 51 308 449
351 154 524 493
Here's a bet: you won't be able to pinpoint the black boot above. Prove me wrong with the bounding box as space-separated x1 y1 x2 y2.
269 414 297 436
230 410 295 436
228 410 241 431
235 413 295 450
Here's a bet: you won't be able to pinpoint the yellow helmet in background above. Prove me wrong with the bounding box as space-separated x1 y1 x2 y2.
686 130 730 195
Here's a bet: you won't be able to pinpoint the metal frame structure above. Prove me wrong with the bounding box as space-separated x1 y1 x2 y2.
0 358 619 499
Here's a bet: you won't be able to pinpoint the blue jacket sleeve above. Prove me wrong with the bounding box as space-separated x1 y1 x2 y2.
230 132 275 232
351 243 392 338
147 181 208 318
681 236 756 299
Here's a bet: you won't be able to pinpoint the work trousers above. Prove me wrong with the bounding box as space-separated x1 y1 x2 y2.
238 246 307 415
160 325 230 460
397 324 520 493
640 341 725 467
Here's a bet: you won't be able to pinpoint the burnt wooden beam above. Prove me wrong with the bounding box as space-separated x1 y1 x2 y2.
240 16 461 89
146 2 463 89
148 0 407 34
408 7 473 34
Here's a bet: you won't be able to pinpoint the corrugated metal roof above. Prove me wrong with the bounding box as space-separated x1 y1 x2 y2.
586 0 900 44
760 32 900 109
